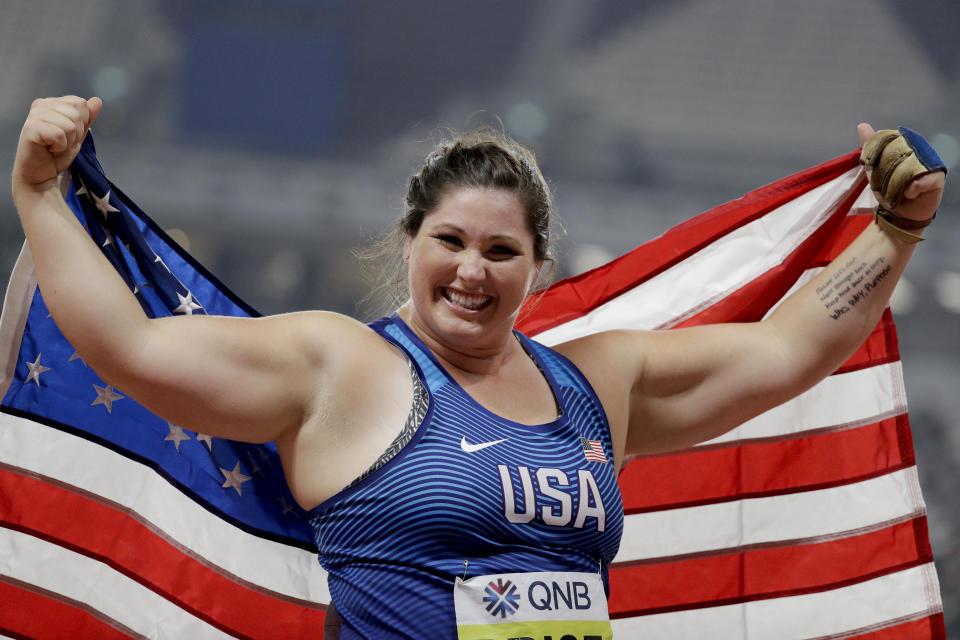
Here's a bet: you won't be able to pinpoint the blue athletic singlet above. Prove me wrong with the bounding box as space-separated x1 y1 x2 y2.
307 314 624 639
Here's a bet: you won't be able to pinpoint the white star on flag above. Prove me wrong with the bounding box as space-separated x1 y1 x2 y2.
196 433 214 450
164 424 192 452
173 291 202 315
90 384 124 413
91 190 119 216
68 351 87 366
25 354 51 386
220 462 251 496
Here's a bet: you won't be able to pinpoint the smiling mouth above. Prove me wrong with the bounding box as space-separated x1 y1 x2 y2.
442 287 492 311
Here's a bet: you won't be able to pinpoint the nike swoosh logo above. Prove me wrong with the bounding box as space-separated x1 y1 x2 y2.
460 436 508 453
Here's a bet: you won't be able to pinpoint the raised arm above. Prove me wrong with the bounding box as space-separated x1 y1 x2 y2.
10 96 346 443
560 124 945 460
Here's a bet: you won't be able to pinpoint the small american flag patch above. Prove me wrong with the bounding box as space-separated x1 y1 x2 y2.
581 438 607 463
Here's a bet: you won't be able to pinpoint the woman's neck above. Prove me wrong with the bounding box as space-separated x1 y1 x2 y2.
396 305 520 378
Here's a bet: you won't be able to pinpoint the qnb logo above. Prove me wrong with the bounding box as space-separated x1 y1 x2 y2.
483 578 521 618
528 580 592 611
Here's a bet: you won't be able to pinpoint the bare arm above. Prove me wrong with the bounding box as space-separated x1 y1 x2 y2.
629 223 915 453
11 96 341 442
562 124 944 458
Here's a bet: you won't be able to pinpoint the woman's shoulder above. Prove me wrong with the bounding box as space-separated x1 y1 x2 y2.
551 328 652 370
261 310 406 370
550 329 654 406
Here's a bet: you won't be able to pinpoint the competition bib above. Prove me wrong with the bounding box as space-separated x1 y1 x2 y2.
453 571 612 640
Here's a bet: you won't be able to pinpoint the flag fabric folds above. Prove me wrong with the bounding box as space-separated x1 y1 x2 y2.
0 135 945 638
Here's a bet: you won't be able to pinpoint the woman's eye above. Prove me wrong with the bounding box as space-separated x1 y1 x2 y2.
437 234 463 247
488 245 518 258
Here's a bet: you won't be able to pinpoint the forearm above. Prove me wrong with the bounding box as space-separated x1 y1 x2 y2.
13 182 151 381
763 122 947 387
765 219 914 385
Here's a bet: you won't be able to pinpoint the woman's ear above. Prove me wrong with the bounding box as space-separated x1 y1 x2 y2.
403 236 412 263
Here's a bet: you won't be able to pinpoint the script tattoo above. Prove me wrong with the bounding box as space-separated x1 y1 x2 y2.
816 256 892 320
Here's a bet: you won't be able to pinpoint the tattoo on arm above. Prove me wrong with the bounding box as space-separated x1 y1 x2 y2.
815 256 891 320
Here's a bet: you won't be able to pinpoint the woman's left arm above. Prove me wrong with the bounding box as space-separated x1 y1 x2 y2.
560 124 946 461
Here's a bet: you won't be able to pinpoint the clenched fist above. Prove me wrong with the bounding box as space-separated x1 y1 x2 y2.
12 96 102 198
857 122 945 224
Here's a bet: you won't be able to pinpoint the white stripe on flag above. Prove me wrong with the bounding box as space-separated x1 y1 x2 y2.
0 243 37 400
761 267 822 318
610 562 942 640
616 466 925 562
703 361 905 446
0 528 236 639
0 411 329 604
533 167 865 344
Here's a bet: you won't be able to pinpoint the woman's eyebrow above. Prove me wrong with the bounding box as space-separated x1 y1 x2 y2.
429 224 521 244
429 223 464 234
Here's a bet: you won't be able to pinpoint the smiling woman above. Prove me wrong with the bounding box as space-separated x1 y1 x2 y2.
358 130 559 318
10 96 946 640
402 188 541 351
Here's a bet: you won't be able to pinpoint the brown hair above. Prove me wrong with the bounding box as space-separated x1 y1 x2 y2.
358 129 559 318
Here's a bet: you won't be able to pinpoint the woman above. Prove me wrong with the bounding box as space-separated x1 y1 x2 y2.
12 96 945 639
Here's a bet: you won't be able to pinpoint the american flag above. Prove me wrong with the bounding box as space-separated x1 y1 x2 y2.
516 151 944 638
581 437 608 463
0 135 943 638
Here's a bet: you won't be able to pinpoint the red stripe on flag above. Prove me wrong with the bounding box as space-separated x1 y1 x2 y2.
812 211 875 264
619 415 914 513
0 465 326 640
672 208 869 329
517 152 863 335
607 517 933 617
0 576 138 640
847 613 946 640
834 309 900 375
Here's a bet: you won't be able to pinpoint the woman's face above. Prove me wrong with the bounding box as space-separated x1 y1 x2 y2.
403 186 541 353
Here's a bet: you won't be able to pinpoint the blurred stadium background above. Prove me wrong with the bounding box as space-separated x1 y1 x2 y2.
1 0 957 634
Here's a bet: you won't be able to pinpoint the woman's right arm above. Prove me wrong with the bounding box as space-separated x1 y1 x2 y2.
11 96 344 443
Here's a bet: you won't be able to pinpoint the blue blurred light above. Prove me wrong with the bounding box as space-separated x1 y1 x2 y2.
931 133 960 170
507 103 547 139
92 67 129 101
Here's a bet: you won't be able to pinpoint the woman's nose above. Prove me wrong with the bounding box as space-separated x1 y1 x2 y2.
456 250 485 281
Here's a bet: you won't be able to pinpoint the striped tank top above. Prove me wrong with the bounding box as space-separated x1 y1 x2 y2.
307 314 624 639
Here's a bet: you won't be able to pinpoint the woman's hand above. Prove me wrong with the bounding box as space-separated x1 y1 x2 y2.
857 122 945 223
12 96 102 197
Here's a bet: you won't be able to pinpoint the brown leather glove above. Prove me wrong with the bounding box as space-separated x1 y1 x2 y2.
859 127 946 209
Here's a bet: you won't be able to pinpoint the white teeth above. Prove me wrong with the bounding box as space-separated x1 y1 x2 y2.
445 288 491 310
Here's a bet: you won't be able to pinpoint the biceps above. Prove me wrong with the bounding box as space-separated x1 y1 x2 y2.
627 323 798 453
116 313 323 442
